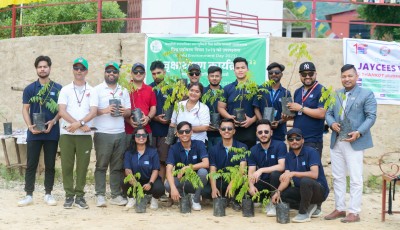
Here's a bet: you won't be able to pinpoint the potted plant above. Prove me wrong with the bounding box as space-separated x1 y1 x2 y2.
281 42 312 116
320 87 352 141
259 80 276 122
124 172 147 213
0 111 12 135
173 163 204 214
207 168 231 217
29 81 59 132
201 88 225 129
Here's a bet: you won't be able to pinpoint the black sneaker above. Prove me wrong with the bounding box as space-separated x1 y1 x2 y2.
63 197 74 209
231 200 242 211
74 197 89 209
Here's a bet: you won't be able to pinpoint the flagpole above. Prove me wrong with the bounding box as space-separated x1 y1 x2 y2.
11 4 16 38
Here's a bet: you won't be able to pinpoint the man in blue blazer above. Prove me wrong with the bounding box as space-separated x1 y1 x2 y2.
324 64 377 223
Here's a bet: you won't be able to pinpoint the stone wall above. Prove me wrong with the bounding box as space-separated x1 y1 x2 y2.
0 34 398 180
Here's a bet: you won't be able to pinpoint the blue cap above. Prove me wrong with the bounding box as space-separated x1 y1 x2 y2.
287 128 303 137
132 62 145 71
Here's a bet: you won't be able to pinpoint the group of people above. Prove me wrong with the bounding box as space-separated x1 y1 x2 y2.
18 55 376 224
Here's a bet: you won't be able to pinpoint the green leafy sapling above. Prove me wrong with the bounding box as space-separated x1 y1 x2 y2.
173 163 204 196
124 172 145 203
29 81 59 114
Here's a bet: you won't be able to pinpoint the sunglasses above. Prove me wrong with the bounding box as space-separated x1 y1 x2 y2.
189 72 200 77
135 133 148 138
257 130 270 135
220 126 234 131
73 66 87 72
105 69 119 74
268 70 282 75
177 129 191 135
133 70 145 75
287 136 302 142
151 71 163 76
300 72 315 78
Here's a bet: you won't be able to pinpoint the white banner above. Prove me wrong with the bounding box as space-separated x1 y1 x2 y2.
343 38 400 105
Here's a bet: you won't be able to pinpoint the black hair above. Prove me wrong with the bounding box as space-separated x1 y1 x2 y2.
256 119 272 129
207 66 222 75
129 126 150 153
233 57 248 68
34 56 52 68
188 82 204 98
150 60 165 71
219 118 235 128
341 64 357 74
177 121 192 131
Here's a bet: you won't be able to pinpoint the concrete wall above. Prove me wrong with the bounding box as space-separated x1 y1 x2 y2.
0 34 398 180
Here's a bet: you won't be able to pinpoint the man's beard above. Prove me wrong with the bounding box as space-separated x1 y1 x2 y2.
105 77 118 85
260 137 271 145
37 73 49 79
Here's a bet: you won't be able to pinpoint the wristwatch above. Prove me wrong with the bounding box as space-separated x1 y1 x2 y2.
80 120 85 127
149 181 154 186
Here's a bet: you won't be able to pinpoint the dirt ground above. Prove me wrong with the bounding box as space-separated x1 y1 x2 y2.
0 176 399 230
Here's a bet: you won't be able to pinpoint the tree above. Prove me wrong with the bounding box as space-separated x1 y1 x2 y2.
358 5 400 41
0 0 126 39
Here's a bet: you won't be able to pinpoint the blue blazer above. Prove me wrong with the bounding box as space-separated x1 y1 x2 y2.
325 85 377 151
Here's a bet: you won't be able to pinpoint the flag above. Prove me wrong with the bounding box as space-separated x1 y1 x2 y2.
294 2 307 15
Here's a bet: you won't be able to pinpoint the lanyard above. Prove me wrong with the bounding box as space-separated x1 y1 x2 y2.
301 82 319 105
269 89 281 104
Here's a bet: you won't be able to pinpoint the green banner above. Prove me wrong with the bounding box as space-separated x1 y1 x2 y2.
145 35 269 86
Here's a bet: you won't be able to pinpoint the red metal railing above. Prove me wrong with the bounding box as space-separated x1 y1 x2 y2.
0 0 400 39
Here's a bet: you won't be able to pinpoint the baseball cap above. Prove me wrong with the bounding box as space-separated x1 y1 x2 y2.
287 128 303 137
132 62 145 71
105 61 120 71
267 62 285 71
188 64 201 72
73 57 88 70
299 62 316 72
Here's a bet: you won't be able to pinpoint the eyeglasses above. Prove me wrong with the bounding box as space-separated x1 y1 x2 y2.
300 72 315 78
133 70 145 75
151 71 162 76
105 69 119 74
220 126 234 131
73 66 87 72
177 129 191 135
257 130 270 135
135 133 148 138
189 72 200 77
287 136 302 142
268 70 282 75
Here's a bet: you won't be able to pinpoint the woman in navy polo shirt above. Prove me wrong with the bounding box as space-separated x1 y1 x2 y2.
123 126 165 210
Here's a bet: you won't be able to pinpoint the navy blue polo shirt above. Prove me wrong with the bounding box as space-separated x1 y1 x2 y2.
209 139 248 170
22 80 62 142
222 80 257 118
247 140 287 181
253 85 291 141
293 83 325 143
166 140 208 167
124 147 160 181
203 85 222 138
285 146 329 199
149 82 169 137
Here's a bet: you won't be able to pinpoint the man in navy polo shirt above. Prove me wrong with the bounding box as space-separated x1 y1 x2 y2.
165 121 209 211
19 56 62 207
218 57 258 148
248 119 287 216
271 128 329 223
203 66 223 149
254 62 291 141
287 62 326 158
204 118 247 211
149 60 170 183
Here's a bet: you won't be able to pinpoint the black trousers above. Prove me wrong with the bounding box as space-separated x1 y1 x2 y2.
122 177 165 199
253 171 282 199
202 178 229 199
281 177 326 214
304 142 323 159
234 124 256 148
24 140 58 195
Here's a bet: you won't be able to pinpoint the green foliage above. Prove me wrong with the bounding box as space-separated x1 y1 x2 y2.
173 163 204 195
225 165 250 203
234 73 268 109
252 189 270 208
0 164 24 183
118 63 136 92
285 42 312 94
207 168 232 191
29 81 59 113
209 22 226 34
283 0 310 30
320 86 346 116
201 89 225 113
358 5 400 41
124 172 145 203
0 0 126 39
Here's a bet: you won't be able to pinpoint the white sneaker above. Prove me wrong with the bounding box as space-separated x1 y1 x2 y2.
266 203 276 217
110 195 128 206
44 194 57 206
150 197 159 210
191 195 202 211
96 195 107 207
18 195 33 207
125 198 136 210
